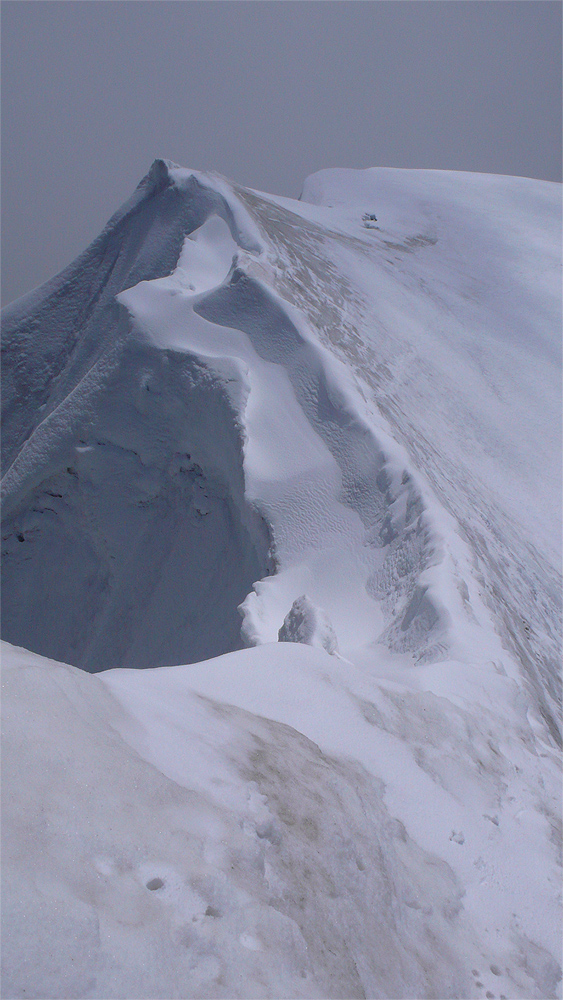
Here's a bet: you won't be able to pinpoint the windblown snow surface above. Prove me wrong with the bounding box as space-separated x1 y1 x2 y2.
1 160 561 1000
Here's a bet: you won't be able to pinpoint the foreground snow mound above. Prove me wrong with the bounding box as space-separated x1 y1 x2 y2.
1 162 561 998
2 641 561 1000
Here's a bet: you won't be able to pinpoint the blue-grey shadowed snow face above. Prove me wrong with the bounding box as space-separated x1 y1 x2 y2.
1 165 275 671
1 0 561 305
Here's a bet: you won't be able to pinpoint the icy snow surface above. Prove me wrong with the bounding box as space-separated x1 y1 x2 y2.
1 160 561 999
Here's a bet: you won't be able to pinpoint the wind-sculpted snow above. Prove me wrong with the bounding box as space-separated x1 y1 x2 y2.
193 262 446 659
1 160 261 473
1 161 561 998
1 166 273 670
3 640 561 1000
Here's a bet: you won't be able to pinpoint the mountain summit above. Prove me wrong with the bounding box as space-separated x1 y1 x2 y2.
2 163 561 999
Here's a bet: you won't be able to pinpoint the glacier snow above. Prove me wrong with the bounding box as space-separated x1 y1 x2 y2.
1 160 561 999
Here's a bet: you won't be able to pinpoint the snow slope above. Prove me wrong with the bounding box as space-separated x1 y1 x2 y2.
1 161 561 999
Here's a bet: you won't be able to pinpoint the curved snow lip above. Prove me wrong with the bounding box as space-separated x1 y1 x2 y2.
104 158 264 258
1 158 262 474
97 194 453 666
191 263 452 661
161 160 264 256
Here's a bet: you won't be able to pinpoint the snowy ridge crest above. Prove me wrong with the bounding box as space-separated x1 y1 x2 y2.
0 159 539 675
1 161 561 1000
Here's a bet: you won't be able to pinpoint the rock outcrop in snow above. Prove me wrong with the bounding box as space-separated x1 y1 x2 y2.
278 595 339 654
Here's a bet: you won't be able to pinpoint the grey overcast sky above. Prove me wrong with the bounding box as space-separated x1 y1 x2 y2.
2 1 561 306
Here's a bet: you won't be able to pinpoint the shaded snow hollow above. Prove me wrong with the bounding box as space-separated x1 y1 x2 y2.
1 160 561 999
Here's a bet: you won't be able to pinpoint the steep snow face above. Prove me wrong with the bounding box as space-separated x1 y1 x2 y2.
1 346 273 669
1 162 561 1000
1 161 258 472
1 164 274 670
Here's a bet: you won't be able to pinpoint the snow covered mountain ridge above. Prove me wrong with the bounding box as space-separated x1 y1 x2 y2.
1 160 561 999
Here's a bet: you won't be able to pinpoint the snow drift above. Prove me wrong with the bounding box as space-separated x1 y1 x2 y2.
1 160 561 999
